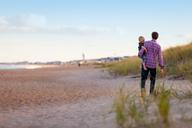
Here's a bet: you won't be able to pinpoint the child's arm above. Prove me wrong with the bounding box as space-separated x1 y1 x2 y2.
141 46 147 52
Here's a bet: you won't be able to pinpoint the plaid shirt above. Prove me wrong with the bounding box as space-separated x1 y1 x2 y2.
138 40 164 69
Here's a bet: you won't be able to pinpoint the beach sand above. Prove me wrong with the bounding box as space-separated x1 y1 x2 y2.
0 65 192 128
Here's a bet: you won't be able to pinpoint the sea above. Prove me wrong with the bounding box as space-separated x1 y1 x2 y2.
0 64 43 70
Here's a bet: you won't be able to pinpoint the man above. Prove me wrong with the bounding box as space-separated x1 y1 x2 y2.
138 32 164 96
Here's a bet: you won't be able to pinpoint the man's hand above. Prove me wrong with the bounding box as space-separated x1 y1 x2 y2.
160 68 164 77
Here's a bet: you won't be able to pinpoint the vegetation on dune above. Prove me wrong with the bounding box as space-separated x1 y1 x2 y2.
164 43 192 67
164 43 192 81
103 56 140 76
104 42 192 81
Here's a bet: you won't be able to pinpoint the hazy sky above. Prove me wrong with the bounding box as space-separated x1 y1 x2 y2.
0 0 192 62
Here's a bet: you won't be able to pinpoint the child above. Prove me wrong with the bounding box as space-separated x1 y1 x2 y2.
138 36 147 70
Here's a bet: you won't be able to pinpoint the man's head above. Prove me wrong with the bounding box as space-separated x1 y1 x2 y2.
152 32 159 40
138 36 145 43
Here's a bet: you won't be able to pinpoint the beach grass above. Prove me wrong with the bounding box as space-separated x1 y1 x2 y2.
153 85 171 127
113 87 147 128
103 56 140 76
113 83 192 128
164 43 192 81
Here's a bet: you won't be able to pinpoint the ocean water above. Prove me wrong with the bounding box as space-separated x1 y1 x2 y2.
0 64 42 70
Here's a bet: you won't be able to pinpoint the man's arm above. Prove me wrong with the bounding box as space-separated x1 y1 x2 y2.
158 46 164 69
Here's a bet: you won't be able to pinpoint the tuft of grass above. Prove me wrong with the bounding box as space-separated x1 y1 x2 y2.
127 99 145 126
113 86 147 128
113 86 128 126
153 85 171 127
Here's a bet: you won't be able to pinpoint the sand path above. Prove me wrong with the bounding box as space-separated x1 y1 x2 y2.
0 66 192 128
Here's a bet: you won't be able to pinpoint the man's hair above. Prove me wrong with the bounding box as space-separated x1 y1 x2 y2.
152 32 159 40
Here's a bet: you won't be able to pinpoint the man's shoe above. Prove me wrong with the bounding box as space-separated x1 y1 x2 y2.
140 88 146 103
141 88 146 97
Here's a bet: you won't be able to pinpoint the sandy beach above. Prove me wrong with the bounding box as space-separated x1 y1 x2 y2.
0 65 192 128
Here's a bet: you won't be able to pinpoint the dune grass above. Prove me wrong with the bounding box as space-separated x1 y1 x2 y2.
113 87 146 128
103 56 140 76
153 85 171 126
163 43 192 81
113 83 192 128
113 85 172 128
104 42 192 81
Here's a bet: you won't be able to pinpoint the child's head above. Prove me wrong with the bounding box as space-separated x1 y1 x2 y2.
138 36 145 43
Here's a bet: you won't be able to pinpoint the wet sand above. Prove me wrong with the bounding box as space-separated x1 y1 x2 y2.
0 65 192 128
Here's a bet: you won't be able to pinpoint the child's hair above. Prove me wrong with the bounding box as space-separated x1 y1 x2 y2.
138 36 145 43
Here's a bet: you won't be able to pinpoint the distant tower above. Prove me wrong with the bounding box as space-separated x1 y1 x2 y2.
82 53 85 61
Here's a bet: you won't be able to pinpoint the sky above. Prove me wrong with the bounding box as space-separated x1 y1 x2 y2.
0 0 192 62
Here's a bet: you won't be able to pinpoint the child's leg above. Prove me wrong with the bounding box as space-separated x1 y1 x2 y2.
142 57 147 70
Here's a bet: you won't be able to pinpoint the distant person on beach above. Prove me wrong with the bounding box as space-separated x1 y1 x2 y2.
78 62 81 67
138 32 164 97
138 36 147 70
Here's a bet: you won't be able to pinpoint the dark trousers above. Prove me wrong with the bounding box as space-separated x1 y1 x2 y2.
141 66 156 94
